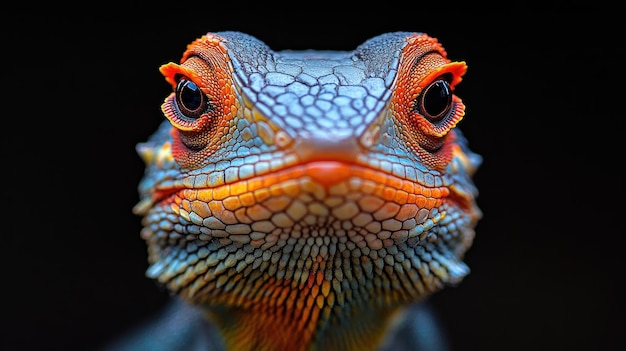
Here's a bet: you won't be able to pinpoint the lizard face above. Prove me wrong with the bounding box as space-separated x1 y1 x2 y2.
134 31 481 351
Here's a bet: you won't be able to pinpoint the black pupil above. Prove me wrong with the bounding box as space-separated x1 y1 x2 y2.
423 80 451 120
179 80 202 111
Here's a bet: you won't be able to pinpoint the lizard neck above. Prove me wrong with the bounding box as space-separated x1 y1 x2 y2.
199 270 405 351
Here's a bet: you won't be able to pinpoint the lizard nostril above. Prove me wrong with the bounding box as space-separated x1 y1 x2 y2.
360 125 381 149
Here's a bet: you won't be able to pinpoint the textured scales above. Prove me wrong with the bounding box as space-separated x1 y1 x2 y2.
134 31 482 351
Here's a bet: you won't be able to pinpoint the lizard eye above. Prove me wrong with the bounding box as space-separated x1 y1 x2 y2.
175 78 210 120
415 77 453 123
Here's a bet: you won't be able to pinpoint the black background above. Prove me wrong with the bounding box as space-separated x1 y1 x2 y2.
5 12 624 351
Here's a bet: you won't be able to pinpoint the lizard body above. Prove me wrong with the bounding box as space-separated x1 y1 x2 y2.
131 31 481 351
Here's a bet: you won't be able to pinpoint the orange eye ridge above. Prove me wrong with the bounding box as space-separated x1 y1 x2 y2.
405 61 467 138
158 35 239 166
390 34 469 170
160 63 213 132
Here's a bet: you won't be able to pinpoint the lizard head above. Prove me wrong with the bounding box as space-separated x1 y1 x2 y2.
134 31 481 351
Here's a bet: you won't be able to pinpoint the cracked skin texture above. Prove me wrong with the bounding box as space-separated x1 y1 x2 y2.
131 31 482 351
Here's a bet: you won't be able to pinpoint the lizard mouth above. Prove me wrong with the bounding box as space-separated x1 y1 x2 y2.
135 155 478 229
145 159 451 211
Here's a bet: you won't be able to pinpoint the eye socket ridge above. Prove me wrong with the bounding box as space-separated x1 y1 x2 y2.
414 73 454 123
174 74 212 121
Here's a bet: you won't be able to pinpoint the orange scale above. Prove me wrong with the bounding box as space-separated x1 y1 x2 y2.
321 280 331 297
382 186 397 201
386 176 403 189
316 295 326 309
440 187 450 197
239 192 257 207
269 183 285 196
374 173 391 186
183 189 198 201
208 200 226 215
413 195 426 208
306 305 321 333
372 183 386 197
190 200 212 218
246 204 272 221
253 189 273 209
430 187 443 198
229 181 248 196
310 283 320 298
262 174 280 188
213 185 231 200
361 168 380 182
279 167 306 182
276 285 292 305
263 196 291 212
181 199 192 213
173 194 183 205
222 196 242 211
316 270 325 284
196 189 213 202
300 180 326 200
246 177 264 192
359 179 377 194
394 190 409 204
326 290 335 307
282 179 302 197
401 180 415 194
425 198 438 209
297 298 314 330
285 288 299 310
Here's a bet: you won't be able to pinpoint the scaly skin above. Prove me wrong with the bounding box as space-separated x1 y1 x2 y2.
133 31 482 351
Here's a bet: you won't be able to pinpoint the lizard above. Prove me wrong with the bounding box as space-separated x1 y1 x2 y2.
124 31 482 351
